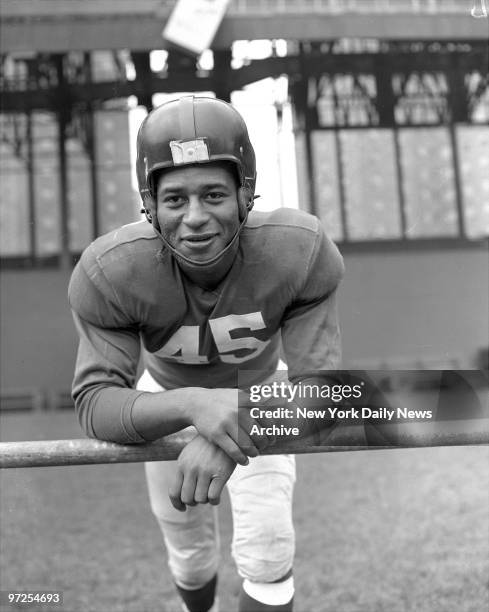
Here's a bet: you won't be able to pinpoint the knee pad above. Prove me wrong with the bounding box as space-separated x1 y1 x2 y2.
229 458 295 583
232 507 295 583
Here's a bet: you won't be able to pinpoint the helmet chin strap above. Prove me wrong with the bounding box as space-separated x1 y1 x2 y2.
151 212 249 270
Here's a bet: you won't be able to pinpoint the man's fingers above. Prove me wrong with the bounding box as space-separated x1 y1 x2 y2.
250 426 272 451
194 473 212 504
168 470 186 512
207 475 226 506
217 434 250 465
238 415 270 452
180 470 198 507
238 429 261 456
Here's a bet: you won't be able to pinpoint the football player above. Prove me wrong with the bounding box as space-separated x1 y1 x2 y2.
69 96 344 612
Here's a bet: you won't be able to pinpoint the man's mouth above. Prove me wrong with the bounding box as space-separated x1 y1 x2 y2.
181 233 218 248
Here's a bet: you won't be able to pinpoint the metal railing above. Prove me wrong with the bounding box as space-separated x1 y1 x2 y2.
1 419 488 468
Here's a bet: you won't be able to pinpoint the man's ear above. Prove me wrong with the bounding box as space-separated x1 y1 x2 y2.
141 194 158 228
140 207 153 222
238 186 254 220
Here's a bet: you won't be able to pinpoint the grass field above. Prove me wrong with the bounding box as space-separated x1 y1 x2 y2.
1 410 488 612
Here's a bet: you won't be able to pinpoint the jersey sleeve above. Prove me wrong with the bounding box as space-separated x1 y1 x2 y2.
281 226 344 381
69 249 148 443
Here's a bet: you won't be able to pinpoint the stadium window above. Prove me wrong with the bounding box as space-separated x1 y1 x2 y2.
0 110 139 268
310 131 344 241
296 123 489 244
399 127 459 238
457 125 489 239
0 114 31 258
32 112 62 258
340 129 402 241
294 50 489 246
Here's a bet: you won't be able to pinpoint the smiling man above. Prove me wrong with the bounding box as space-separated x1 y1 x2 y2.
157 163 240 266
69 96 344 612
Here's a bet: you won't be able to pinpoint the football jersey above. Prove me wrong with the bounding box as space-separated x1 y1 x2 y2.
69 207 344 442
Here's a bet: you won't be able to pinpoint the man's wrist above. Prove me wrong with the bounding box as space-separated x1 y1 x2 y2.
131 387 199 440
179 387 205 428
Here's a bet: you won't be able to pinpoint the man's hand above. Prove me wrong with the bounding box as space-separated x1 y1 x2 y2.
185 388 271 465
169 434 237 512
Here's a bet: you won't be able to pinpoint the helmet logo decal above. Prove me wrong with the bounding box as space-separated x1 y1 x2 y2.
170 139 210 165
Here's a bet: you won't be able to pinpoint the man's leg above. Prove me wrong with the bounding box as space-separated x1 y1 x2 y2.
227 455 296 612
145 460 220 612
138 371 219 612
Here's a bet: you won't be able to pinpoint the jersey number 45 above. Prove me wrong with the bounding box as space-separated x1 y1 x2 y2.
154 312 271 365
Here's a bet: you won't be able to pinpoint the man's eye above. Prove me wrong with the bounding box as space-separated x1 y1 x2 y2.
164 196 186 207
206 191 225 201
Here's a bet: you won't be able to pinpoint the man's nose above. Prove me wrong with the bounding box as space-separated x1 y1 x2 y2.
183 196 208 227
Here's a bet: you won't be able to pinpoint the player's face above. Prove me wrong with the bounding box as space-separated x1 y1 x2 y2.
156 163 240 262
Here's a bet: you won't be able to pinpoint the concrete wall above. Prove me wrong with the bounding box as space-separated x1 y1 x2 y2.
1 244 487 398
0 269 77 395
338 245 488 369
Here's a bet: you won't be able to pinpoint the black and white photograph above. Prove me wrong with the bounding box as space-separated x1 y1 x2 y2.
1 1 488 611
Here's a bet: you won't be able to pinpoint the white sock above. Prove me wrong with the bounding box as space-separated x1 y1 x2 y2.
243 577 294 606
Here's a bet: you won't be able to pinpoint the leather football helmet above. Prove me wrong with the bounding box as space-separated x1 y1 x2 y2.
136 96 256 225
